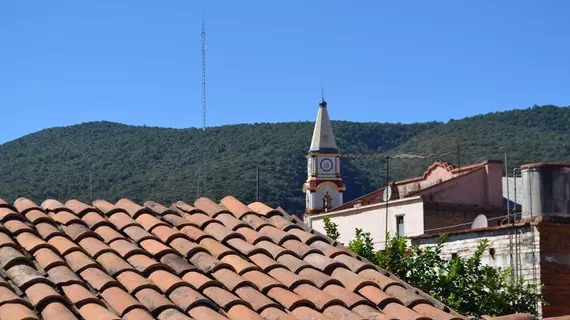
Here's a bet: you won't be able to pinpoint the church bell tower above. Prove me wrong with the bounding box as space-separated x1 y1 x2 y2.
302 97 345 214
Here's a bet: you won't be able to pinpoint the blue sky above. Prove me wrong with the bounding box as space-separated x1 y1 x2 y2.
1 1 569 144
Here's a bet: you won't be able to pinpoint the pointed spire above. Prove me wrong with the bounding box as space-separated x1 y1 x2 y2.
309 96 339 154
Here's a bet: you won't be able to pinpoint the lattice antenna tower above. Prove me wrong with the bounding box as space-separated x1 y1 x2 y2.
197 13 207 197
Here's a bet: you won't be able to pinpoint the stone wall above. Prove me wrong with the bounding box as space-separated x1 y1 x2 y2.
537 222 570 317
411 224 542 315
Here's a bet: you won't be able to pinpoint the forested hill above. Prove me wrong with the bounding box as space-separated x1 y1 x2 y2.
1 105 569 213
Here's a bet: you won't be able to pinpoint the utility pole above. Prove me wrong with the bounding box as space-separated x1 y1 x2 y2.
256 166 260 202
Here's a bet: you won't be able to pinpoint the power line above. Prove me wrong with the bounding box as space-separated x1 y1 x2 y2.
342 152 452 160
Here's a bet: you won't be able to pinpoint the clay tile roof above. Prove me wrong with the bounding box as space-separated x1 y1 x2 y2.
0 196 466 320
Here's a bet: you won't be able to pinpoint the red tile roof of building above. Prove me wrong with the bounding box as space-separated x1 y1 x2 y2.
0 195 465 320
332 160 500 212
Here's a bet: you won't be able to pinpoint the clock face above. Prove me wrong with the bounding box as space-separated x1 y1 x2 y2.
320 158 333 172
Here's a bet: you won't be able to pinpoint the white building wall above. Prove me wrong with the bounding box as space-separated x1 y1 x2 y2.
309 197 424 250
412 225 541 289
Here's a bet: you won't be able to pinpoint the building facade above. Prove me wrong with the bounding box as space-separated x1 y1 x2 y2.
302 98 345 214
307 160 505 250
412 162 570 317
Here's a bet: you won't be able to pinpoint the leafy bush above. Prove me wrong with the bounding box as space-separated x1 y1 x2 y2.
322 216 340 241
376 233 546 318
348 228 379 265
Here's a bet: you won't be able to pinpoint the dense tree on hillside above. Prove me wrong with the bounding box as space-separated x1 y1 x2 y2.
0 105 569 212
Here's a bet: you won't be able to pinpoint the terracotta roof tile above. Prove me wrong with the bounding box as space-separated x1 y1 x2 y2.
115 199 150 219
234 286 280 312
358 268 403 290
136 213 169 233
383 302 430 320
168 285 214 312
386 284 432 308
46 265 84 286
65 200 98 217
122 308 157 320
297 267 342 289
225 238 268 257
181 270 221 291
123 226 155 243
35 222 64 240
180 225 212 242
96 252 137 276
107 212 138 231
413 303 463 320
5 220 36 236
95 226 125 245
323 305 364 320
259 307 297 320
358 285 401 308
189 251 232 273
225 304 264 320
251 253 286 272
281 239 320 259
220 255 260 275
0 196 466 320
0 207 23 223
194 198 229 217
289 306 327 320
65 251 100 273
78 303 122 320
199 238 236 259
241 270 285 293
24 209 52 225
247 202 282 217
241 214 271 231
134 287 176 316
234 227 270 244
268 267 309 289
140 239 178 259
255 240 295 259
14 198 42 215
82 211 114 230
156 308 192 320
61 283 100 306
174 201 205 215
202 286 247 311
211 268 254 292
266 286 314 310
79 237 116 258
0 302 39 320
352 304 398 320
187 305 228 320
100 286 145 316
80 267 119 291
323 284 376 309
304 253 347 275
293 283 344 310
160 253 197 276
163 214 194 229
215 213 250 231
184 213 218 229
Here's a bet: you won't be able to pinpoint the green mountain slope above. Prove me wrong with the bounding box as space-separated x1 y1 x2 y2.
0 105 568 212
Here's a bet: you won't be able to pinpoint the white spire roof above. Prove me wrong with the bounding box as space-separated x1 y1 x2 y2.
309 99 339 154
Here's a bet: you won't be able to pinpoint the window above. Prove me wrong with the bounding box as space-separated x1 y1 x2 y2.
396 215 405 236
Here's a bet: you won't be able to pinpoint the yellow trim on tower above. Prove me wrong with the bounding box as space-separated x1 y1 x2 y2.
316 181 343 191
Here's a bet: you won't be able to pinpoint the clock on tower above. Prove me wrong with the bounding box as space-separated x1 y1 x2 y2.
302 97 345 214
